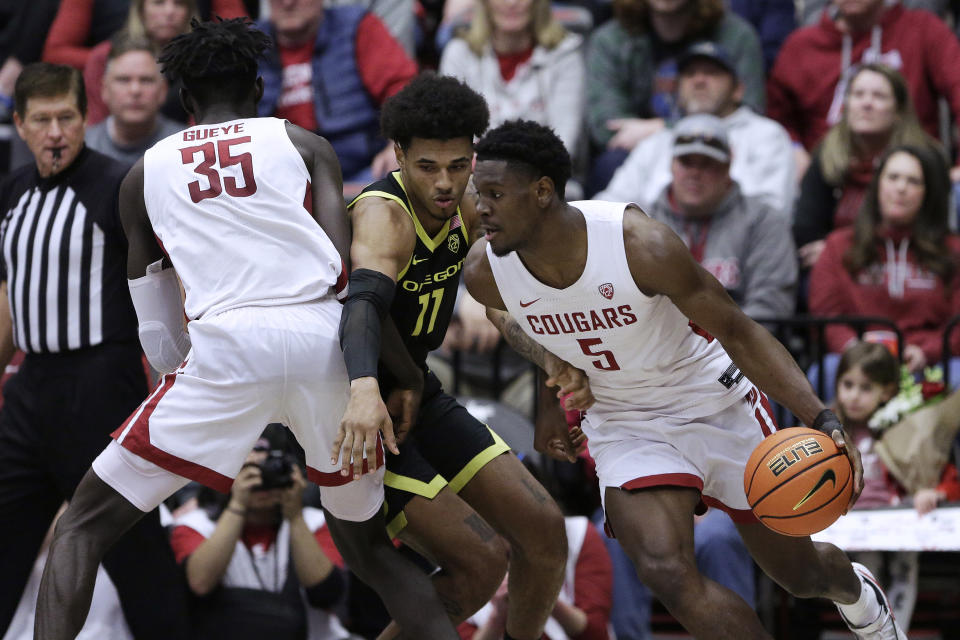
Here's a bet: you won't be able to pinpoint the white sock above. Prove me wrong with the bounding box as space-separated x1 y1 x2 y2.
837 571 883 627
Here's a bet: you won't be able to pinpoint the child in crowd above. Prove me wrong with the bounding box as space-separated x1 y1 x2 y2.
832 341 960 629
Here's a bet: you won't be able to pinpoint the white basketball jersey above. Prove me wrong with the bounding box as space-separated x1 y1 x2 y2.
143 117 343 320
487 201 749 421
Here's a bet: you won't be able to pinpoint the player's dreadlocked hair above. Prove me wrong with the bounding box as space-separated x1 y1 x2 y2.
474 120 571 199
158 17 271 108
380 72 489 149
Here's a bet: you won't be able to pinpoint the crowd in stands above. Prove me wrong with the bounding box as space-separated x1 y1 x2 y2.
2 0 960 637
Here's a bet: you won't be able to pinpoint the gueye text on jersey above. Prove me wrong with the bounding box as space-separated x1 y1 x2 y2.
400 258 464 292
183 122 246 141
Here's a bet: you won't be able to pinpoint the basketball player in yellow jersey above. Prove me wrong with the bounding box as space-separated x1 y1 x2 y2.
338 73 592 640
464 120 907 640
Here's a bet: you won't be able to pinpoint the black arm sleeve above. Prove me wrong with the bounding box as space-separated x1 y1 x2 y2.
338 268 396 381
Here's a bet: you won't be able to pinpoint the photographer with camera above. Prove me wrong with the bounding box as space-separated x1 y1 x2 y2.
170 428 357 640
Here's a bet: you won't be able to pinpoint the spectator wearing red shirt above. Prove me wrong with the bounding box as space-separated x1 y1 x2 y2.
170 431 352 639
42 0 248 70
767 0 960 182
257 0 418 182
793 63 937 270
810 144 960 373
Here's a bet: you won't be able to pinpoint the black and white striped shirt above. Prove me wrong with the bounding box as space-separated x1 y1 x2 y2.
0 147 138 353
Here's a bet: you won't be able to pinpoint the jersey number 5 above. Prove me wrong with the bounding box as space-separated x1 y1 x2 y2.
179 137 258 203
576 338 620 371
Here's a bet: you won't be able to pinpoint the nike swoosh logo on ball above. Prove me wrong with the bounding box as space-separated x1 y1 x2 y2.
793 469 837 511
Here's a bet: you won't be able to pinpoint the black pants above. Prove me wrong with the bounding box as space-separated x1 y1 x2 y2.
0 343 190 639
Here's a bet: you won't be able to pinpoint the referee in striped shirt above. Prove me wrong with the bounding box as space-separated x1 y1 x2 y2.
0 63 189 639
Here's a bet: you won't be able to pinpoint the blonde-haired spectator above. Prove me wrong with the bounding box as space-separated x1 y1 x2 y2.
439 0 585 166
42 0 247 71
794 64 938 269
83 0 203 124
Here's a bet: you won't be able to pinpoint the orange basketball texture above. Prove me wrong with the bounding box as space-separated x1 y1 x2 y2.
743 427 853 536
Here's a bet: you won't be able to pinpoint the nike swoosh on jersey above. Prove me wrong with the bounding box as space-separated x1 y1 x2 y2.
519 298 541 308
412 256 428 264
793 469 837 510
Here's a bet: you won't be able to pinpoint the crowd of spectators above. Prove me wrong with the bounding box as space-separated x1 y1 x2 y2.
2 0 960 637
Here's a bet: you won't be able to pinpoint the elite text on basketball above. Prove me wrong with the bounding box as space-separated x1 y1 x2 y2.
766 438 825 477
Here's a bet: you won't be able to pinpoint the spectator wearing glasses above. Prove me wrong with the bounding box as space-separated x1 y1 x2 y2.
598 41 794 215
644 113 797 320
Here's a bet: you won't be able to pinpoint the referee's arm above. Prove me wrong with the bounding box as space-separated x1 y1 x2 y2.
0 282 13 370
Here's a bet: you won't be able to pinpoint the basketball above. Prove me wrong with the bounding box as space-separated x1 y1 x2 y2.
743 427 853 536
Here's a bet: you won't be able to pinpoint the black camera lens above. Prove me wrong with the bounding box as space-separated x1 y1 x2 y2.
255 450 295 490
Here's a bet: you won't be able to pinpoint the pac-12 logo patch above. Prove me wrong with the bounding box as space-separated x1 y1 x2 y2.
447 234 460 253
598 283 614 300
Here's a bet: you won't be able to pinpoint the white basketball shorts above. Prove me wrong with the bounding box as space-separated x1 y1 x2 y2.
92 298 383 522
587 385 778 524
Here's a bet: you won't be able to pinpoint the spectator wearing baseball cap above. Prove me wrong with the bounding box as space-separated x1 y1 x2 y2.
584 0 765 196
644 113 798 320
598 41 795 216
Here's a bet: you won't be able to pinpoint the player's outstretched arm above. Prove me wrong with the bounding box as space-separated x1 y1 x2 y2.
623 209 863 508
119 160 191 374
332 197 418 478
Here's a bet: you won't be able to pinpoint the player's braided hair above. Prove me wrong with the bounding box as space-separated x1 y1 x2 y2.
380 72 489 149
158 17 271 106
474 120 571 199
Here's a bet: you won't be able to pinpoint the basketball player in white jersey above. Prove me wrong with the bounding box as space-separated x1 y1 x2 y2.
34 19 459 640
464 120 906 640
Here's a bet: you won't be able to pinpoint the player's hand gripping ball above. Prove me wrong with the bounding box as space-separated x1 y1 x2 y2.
744 427 853 536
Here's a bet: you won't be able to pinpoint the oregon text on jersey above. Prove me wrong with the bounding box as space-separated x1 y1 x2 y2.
399 258 465 292
349 171 469 362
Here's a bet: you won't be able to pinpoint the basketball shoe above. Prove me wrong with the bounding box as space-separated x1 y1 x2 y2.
837 562 908 639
